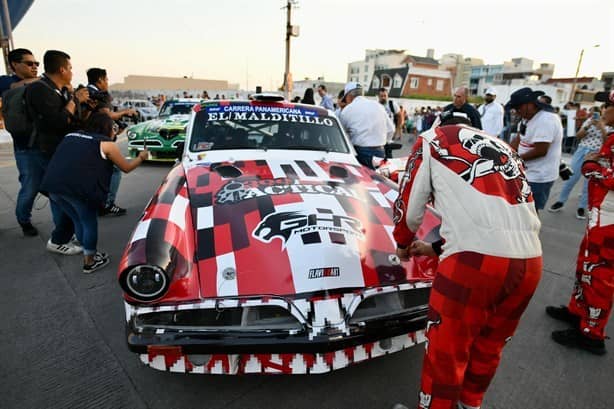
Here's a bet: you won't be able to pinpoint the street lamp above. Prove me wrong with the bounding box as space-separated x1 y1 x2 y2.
282 0 299 100
570 44 600 102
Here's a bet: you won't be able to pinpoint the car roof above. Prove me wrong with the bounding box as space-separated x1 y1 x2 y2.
165 98 202 103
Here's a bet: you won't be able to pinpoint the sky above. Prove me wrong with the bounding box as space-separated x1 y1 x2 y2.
6 0 614 90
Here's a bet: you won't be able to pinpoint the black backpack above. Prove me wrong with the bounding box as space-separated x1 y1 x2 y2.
2 80 52 147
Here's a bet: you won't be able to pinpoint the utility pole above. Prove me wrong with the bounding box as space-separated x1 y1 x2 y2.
570 44 599 102
282 0 299 100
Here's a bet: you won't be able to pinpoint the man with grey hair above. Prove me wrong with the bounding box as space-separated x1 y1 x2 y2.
444 86 482 129
338 82 394 168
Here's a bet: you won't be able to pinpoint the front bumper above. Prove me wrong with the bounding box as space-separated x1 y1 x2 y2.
138 330 426 374
125 282 431 374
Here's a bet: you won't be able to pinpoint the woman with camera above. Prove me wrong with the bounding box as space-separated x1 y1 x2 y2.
548 105 613 219
40 112 148 273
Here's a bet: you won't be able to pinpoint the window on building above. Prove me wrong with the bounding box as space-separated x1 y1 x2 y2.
393 74 402 88
427 78 433 86
410 77 419 89
436 80 444 91
364 75 368 83
382 74 391 88
372 75 380 89
364 65 369 72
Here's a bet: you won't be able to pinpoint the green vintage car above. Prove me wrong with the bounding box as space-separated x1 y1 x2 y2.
126 98 201 161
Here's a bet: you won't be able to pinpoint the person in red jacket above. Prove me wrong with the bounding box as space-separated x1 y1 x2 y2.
546 90 614 355
393 111 542 409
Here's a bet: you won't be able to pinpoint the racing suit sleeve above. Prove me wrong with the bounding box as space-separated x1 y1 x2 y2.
393 137 432 248
582 160 614 189
582 134 614 189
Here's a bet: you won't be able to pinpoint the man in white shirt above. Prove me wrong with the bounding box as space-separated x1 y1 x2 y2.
339 82 394 168
478 88 504 137
507 87 563 211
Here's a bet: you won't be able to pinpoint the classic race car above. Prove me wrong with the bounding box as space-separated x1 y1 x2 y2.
127 98 201 161
118 95 439 374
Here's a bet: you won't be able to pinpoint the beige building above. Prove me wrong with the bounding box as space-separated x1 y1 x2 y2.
110 75 238 92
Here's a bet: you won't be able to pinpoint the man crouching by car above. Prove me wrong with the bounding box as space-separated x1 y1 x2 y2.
392 111 542 409
86 67 137 216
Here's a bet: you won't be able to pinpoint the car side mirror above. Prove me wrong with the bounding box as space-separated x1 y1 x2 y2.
175 141 185 159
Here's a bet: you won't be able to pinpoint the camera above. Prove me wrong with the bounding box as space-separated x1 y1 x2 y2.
559 161 573 180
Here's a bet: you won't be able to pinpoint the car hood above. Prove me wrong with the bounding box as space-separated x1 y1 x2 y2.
129 115 190 136
184 159 436 298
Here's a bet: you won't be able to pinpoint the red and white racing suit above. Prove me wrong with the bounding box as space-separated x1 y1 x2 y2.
567 132 614 341
393 124 543 409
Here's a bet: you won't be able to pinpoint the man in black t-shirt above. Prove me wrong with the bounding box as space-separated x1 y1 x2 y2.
444 86 482 130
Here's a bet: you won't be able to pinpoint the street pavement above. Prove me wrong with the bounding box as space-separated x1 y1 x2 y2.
0 135 612 409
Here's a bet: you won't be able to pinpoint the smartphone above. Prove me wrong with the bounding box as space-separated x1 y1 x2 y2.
593 112 600 120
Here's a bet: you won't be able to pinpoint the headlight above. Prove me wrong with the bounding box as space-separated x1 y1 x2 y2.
127 131 137 139
124 265 169 301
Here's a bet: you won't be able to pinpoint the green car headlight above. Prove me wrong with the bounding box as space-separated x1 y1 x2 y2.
127 131 137 140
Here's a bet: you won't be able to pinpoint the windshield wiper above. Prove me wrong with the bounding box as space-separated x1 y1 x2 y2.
276 145 331 153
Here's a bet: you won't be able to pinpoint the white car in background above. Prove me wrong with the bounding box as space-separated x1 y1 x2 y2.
120 99 159 122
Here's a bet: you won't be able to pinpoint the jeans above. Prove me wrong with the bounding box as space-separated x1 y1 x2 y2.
557 145 594 210
529 181 554 210
14 148 47 224
49 193 98 256
105 165 121 207
354 145 386 169
14 148 74 243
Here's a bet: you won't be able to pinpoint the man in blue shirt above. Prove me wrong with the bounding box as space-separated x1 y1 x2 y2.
0 48 39 96
317 84 334 111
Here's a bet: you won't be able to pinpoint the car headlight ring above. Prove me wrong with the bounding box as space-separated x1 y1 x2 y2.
127 131 137 139
124 265 169 301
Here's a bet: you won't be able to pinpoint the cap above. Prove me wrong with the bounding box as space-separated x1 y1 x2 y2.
343 82 361 96
485 88 497 96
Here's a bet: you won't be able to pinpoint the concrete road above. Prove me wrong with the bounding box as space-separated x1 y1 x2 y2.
0 136 612 409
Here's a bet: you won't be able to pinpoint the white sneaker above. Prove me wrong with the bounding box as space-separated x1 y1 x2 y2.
46 239 83 255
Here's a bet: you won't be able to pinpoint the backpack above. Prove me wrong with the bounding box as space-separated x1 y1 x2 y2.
2 79 53 148
2 85 34 144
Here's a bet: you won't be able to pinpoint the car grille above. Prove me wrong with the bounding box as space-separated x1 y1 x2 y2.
128 140 163 147
159 129 182 140
349 287 430 324
134 305 303 333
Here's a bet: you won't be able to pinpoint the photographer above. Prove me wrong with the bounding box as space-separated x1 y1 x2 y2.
40 113 148 273
25 50 89 255
86 68 137 216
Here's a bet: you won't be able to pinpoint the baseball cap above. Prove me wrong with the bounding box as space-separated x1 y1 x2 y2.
485 88 497 96
595 90 614 107
343 82 361 97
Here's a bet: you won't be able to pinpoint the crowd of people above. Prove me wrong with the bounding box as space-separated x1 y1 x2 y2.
2 46 612 409
1 48 147 273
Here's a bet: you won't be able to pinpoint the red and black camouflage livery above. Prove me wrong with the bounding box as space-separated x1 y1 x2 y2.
119 154 439 374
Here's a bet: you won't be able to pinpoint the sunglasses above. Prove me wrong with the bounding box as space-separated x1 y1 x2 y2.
21 61 40 67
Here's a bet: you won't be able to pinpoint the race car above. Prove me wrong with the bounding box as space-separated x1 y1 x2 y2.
118 94 439 374
126 98 201 161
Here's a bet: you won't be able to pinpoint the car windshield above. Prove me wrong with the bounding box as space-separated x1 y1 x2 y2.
189 104 349 153
159 102 194 117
